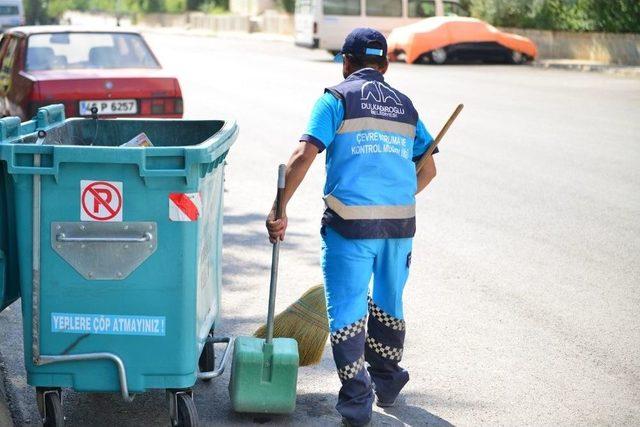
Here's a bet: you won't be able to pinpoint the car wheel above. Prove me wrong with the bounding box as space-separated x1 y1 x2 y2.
430 48 448 65
510 50 526 64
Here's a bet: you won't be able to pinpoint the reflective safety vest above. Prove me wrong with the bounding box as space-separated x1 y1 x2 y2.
322 68 419 239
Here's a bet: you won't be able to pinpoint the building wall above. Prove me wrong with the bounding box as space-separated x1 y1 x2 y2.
230 0 276 16
502 28 640 65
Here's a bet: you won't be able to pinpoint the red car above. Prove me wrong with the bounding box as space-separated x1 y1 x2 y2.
0 26 183 120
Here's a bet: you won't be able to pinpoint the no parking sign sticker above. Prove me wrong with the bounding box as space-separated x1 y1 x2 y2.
81 180 123 222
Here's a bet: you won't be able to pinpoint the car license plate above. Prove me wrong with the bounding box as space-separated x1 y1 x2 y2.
79 100 137 116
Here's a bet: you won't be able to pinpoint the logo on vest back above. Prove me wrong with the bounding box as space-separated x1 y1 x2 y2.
360 81 405 118
361 81 403 105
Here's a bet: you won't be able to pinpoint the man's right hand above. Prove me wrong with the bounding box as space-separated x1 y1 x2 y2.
266 208 288 243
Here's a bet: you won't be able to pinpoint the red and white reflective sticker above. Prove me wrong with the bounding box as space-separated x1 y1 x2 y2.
169 193 201 222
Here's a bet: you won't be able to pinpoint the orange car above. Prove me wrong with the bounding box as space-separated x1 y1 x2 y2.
387 16 537 64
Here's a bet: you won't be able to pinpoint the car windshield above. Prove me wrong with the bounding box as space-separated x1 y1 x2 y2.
26 32 160 71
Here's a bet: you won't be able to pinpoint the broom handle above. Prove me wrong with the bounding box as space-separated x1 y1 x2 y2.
415 104 464 173
266 164 286 344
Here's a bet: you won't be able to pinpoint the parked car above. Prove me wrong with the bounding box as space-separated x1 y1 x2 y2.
0 26 183 120
387 16 537 64
0 0 24 32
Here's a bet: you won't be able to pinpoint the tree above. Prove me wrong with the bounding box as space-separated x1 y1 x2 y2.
187 0 203 10
145 0 164 13
279 0 295 13
586 0 640 33
468 0 640 33
25 0 45 24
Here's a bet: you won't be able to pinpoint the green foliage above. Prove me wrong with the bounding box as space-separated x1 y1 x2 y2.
186 0 202 10
164 0 187 13
199 0 229 13
468 0 640 33
278 0 295 13
586 0 640 33
27 0 232 23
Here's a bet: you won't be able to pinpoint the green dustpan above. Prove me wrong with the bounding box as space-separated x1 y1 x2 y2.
229 164 299 414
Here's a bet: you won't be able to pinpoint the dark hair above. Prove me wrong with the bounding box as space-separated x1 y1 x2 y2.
345 54 388 70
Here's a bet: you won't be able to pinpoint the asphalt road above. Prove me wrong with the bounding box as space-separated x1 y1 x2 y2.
1 31 639 426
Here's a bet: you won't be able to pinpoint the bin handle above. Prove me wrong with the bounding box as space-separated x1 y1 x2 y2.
56 232 153 243
197 336 233 380
8 144 58 176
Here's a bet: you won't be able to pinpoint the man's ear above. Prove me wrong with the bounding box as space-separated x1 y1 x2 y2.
343 55 353 78
379 59 389 75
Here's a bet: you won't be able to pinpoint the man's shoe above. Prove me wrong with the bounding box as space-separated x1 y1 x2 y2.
375 396 397 408
341 418 371 427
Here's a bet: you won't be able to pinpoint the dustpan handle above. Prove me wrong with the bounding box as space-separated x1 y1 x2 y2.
266 164 286 344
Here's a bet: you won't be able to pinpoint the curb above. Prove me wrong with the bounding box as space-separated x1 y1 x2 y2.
138 25 295 43
533 61 640 78
0 364 13 427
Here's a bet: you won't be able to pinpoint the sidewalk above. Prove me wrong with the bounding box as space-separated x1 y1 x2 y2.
140 25 294 43
533 59 640 78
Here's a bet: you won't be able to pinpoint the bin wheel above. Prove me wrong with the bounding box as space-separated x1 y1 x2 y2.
176 393 199 427
43 392 64 427
198 338 215 381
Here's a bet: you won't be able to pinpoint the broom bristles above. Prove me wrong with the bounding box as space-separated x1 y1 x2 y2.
254 284 329 367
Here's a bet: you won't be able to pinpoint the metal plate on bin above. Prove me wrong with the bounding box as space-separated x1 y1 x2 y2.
51 222 157 280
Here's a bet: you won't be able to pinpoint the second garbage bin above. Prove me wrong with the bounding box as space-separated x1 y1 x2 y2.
0 143 20 312
0 105 238 426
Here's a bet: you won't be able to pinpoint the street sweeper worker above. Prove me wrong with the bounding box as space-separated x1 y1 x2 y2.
266 28 438 427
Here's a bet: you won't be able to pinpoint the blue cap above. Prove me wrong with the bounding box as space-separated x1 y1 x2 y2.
340 28 387 58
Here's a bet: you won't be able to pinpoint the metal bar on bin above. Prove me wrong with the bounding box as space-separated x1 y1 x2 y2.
39 353 133 402
55 232 153 243
197 336 233 380
30 130 134 402
31 130 45 363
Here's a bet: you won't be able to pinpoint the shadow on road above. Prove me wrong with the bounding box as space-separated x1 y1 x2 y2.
221 210 319 292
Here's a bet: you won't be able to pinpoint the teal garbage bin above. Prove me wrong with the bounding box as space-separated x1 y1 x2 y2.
0 105 238 426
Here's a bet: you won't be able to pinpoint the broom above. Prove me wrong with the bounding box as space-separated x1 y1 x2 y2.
254 104 464 366
254 284 329 366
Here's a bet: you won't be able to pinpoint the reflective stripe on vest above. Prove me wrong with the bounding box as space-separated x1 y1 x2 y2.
337 117 416 140
324 194 415 220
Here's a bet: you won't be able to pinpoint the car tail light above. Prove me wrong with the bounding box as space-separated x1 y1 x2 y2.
313 22 318 34
151 99 165 114
141 98 182 116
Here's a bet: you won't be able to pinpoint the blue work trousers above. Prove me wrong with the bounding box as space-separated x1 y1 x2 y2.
321 225 412 426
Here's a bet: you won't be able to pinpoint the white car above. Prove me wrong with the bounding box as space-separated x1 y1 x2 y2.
0 0 24 32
